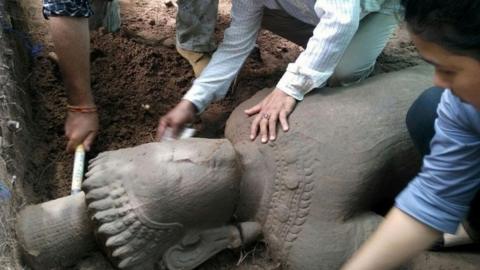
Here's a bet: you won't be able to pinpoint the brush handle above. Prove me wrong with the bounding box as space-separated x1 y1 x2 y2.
71 145 85 194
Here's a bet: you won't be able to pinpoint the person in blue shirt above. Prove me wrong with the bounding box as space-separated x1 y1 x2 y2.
342 0 480 269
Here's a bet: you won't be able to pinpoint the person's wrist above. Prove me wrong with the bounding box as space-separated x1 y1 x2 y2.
67 100 96 107
67 91 96 107
179 99 198 115
275 85 303 101
67 103 98 113
274 87 287 95
274 87 296 101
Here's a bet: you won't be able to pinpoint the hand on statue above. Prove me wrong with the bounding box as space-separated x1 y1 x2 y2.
65 111 99 152
156 99 197 141
245 88 296 143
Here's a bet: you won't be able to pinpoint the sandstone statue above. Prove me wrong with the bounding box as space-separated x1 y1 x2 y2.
16 65 434 270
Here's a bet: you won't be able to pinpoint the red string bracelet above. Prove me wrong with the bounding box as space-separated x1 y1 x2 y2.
67 104 98 113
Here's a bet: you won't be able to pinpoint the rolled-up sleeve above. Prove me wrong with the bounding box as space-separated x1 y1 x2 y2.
276 0 361 100
183 0 263 113
396 90 480 234
43 0 93 19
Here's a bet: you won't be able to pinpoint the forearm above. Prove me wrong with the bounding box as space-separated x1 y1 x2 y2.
342 207 440 270
183 1 263 112
49 17 94 106
183 33 257 112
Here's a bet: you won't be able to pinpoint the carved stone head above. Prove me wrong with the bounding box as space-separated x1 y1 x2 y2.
18 139 244 269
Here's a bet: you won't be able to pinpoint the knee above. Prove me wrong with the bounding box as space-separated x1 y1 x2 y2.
406 87 444 131
406 87 444 155
329 64 375 87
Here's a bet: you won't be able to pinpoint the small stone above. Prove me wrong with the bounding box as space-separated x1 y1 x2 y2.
162 37 176 49
7 120 20 131
164 0 177 8
47 51 59 64
148 19 156 26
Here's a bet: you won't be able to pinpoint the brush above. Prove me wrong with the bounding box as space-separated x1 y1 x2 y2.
71 145 85 195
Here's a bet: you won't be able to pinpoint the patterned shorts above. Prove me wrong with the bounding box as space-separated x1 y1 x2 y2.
42 0 93 19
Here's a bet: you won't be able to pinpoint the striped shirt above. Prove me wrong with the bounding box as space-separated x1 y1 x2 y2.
184 0 400 112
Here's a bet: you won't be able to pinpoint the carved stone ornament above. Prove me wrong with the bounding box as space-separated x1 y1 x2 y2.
17 65 434 269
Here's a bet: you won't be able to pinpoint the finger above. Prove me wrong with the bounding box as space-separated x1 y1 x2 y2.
285 99 297 113
83 132 97 152
268 113 279 141
250 115 262 141
155 118 168 141
279 110 289 132
66 137 82 153
244 104 262 116
170 121 186 139
260 116 269 144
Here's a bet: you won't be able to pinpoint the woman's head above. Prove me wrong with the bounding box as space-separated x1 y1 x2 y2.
401 0 480 60
401 0 480 108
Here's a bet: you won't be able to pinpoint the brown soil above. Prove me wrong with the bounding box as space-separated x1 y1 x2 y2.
29 0 419 200
25 0 420 269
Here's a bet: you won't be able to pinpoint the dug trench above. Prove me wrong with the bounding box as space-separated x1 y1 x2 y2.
5 0 439 269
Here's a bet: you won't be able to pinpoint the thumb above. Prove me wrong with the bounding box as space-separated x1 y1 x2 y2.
156 117 169 141
83 132 97 152
66 137 81 153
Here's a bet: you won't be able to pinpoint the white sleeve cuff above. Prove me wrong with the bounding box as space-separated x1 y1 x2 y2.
276 63 330 100
182 85 212 114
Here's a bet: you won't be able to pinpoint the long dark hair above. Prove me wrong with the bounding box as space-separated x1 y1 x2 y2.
401 0 480 60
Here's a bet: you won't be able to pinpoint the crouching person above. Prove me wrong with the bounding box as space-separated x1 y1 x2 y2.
342 0 480 269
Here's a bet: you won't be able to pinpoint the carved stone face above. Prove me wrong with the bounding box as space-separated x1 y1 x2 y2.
83 139 241 269
17 139 242 270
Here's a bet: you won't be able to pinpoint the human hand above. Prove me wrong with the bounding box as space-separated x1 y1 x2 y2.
65 110 99 152
156 99 197 141
244 88 296 143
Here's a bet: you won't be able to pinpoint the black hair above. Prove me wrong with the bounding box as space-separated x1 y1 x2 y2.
401 0 480 60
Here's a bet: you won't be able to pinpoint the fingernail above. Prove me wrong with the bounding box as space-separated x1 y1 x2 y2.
250 135 254 140
270 136 275 141
262 137 267 143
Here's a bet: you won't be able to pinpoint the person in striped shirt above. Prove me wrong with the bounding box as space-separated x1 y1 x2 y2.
157 0 400 142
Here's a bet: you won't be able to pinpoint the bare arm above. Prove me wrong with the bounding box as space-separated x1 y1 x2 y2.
49 17 98 152
344 90 480 270
342 207 440 270
156 0 264 139
246 0 362 143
